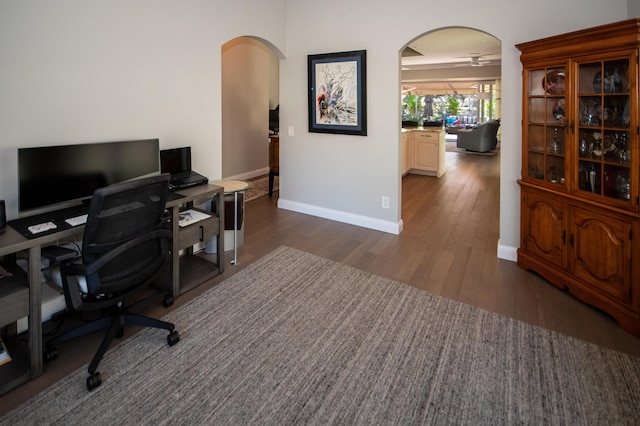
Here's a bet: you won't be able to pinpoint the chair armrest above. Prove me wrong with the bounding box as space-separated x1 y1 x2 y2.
66 229 172 277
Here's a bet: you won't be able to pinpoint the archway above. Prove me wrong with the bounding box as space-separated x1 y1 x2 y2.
221 36 282 180
399 27 502 217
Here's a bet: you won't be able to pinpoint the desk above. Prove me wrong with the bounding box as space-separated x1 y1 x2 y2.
166 184 225 295
0 183 224 395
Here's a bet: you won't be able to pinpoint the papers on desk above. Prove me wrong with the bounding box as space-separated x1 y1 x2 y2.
178 209 211 227
0 339 11 366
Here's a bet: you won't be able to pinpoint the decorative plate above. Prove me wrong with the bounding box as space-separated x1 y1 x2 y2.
542 70 565 95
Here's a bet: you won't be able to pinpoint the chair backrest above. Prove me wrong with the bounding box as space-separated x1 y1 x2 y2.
478 119 500 146
81 174 171 295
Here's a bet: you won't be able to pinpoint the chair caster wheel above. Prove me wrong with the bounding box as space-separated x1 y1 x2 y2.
167 330 180 346
163 295 174 308
87 372 102 391
43 347 58 362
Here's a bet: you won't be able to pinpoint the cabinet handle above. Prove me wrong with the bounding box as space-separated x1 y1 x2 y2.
569 233 574 248
562 230 566 245
199 225 204 241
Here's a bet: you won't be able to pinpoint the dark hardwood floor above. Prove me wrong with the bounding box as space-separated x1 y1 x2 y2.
2 149 639 414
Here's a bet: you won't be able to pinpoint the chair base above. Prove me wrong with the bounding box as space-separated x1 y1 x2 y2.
45 307 178 391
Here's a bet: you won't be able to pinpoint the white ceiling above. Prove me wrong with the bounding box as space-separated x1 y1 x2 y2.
401 28 501 95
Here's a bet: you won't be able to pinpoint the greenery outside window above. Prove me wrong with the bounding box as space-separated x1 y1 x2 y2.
402 83 497 127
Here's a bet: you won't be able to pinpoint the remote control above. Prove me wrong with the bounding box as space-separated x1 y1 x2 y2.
28 222 57 234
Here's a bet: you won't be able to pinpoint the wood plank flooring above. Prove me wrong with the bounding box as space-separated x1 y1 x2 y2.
1 149 639 414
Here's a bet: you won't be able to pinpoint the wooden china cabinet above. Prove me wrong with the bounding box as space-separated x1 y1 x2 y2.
516 19 640 336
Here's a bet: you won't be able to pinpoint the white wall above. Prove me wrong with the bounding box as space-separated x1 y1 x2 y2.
630 0 640 17
279 0 629 257
0 0 286 220
0 0 632 262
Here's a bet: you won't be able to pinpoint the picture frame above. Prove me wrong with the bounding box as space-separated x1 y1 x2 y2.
308 50 367 136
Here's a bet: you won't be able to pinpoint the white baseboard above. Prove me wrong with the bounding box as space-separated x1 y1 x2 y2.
277 199 516 260
497 240 518 262
277 198 402 235
225 167 269 181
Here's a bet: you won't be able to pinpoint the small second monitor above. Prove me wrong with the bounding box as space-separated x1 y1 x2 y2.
160 146 192 176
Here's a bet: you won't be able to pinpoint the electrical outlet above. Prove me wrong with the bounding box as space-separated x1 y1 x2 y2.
288 126 294 136
382 196 390 209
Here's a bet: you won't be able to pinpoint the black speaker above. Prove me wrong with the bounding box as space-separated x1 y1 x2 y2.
0 200 6 234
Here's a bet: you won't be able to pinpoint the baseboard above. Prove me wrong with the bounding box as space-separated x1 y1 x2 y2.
225 167 270 181
497 240 518 262
277 198 402 235
276 198 514 258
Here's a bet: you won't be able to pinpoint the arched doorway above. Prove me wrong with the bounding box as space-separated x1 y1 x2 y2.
399 27 502 215
221 36 281 180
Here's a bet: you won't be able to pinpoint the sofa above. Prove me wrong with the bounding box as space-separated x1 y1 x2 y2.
456 119 500 152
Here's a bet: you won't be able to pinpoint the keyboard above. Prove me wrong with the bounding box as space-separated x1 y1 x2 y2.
65 214 88 227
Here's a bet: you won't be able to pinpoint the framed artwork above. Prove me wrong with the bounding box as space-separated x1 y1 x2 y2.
308 50 367 136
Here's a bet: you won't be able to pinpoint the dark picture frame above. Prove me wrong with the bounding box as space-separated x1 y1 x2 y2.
308 50 367 136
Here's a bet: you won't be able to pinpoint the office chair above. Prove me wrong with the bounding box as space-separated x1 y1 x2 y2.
44 174 180 391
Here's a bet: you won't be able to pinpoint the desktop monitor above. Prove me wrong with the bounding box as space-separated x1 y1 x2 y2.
18 138 160 215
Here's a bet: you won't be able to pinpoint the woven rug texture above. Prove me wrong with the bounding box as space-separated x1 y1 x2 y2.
2 246 639 425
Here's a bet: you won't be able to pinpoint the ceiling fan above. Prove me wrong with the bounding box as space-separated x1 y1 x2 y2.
456 55 491 67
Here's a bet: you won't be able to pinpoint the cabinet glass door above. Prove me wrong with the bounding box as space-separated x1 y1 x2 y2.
525 67 567 186
576 57 632 205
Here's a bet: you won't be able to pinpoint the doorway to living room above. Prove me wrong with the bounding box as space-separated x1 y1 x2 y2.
399 27 502 220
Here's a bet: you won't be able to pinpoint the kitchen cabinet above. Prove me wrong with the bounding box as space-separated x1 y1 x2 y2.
401 128 446 177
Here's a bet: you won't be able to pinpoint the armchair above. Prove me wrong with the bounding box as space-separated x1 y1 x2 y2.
456 119 501 152
44 174 179 391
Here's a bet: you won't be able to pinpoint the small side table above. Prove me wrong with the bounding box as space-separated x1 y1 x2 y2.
209 180 252 265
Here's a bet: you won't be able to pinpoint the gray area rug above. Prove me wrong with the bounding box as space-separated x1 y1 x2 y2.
2 246 640 425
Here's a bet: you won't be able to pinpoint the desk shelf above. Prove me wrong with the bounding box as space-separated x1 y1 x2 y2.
177 255 221 294
0 337 30 396
177 210 219 251
0 260 30 396
0 262 29 327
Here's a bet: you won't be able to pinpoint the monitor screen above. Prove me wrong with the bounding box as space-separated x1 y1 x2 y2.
160 147 191 175
18 138 160 214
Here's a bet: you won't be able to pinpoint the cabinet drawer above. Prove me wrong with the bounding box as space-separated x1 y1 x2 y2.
414 131 438 141
178 215 220 250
